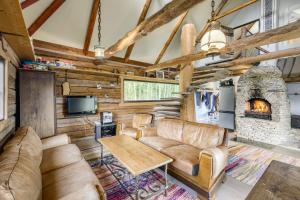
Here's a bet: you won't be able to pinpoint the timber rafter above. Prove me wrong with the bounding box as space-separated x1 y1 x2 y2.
124 0 152 62
33 39 152 68
83 0 100 55
28 0 65 36
146 20 300 72
154 11 188 65
104 0 205 58
21 0 39 9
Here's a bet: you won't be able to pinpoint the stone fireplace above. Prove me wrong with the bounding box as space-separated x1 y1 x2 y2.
236 65 294 146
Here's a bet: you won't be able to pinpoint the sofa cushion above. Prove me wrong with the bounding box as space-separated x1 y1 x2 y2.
42 159 101 200
41 144 82 174
0 146 42 200
120 128 139 138
42 134 70 150
4 126 43 166
58 184 102 200
182 122 225 149
157 119 184 142
161 144 201 176
132 114 152 129
139 136 182 151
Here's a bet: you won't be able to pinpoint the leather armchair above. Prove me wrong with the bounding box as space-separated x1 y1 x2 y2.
119 114 153 139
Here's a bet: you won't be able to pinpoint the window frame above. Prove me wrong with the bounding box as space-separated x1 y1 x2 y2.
120 75 179 106
0 57 8 121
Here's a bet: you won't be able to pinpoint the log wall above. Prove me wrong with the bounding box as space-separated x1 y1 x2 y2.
53 67 155 138
0 38 19 147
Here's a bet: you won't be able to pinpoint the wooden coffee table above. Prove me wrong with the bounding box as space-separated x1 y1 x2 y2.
246 160 300 200
98 135 173 199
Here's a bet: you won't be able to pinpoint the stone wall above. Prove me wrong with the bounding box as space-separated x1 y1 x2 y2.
236 65 296 146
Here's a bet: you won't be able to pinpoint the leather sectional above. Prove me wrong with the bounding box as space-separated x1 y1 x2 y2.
139 118 228 199
0 126 106 200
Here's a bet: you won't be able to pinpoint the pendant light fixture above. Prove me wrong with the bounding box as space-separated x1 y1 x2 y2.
200 0 226 55
94 0 105 60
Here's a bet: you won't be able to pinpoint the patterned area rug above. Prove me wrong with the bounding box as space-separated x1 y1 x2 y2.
226 143 300 186
88 156 195 200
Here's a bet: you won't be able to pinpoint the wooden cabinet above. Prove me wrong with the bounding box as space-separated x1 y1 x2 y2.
19 70 56 138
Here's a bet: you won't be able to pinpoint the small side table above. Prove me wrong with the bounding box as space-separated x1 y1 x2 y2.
95 122 116 140
95 122 116 166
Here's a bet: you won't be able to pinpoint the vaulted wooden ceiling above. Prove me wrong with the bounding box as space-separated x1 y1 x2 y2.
19 0 260 64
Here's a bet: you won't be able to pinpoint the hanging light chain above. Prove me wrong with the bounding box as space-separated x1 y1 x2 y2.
211 0 215 19
97 0 102 45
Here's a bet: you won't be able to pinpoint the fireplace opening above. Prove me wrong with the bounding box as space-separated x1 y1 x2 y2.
245 98 272 120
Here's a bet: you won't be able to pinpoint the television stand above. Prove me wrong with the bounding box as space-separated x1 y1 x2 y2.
95 122 116 140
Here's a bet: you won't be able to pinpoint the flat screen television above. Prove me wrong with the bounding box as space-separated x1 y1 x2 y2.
66 96 97 115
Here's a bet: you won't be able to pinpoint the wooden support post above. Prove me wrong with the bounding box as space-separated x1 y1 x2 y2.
180 24 196 122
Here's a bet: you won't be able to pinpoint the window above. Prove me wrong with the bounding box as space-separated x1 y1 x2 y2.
0 59 6 120
123 79 179 102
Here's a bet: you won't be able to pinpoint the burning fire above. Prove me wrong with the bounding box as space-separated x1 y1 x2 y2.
245 99 271 113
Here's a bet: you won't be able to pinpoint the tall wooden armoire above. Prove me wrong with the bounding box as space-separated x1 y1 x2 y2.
19 69 56 138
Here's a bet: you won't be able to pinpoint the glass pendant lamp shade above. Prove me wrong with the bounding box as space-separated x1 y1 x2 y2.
200 29 226 51
199 0 227 55
200 21 226 52
94 45 105 60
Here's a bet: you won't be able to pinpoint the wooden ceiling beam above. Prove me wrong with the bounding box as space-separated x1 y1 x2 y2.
0 0 35 60
104 0 204 58
83 0 99 55
192 69 248 85
124 0 152 62
214 0 258 21
209 47 300 68
284 76 300 83
154 11 188 65
28 0 65 36
33 39 152 67
21 0 39 9
196 0 228 43
146 19 300 72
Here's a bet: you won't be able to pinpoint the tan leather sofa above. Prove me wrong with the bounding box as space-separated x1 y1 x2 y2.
139 118 228 200
0 126 106 200
119 114 152 139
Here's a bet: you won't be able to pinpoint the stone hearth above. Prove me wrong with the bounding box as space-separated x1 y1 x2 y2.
236 65 297 147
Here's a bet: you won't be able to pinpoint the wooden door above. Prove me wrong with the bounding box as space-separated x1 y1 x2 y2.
19 70 56 138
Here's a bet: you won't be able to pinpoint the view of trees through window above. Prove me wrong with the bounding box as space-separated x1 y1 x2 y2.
124 80 179 102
